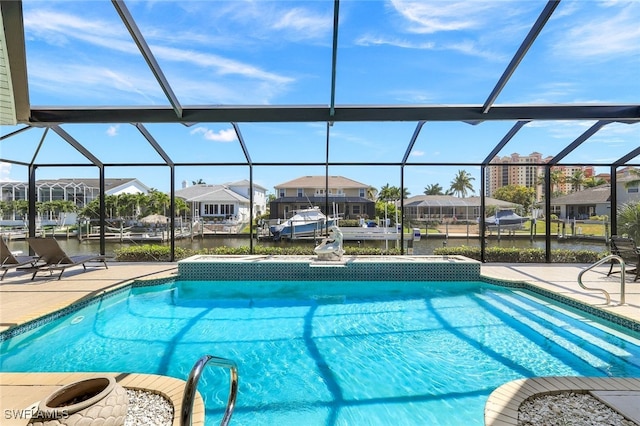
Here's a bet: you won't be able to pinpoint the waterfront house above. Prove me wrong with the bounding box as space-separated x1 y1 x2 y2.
403 195 520 222
175 180 267 223
0 178 150 222
270 176 375 220
549 169 639 220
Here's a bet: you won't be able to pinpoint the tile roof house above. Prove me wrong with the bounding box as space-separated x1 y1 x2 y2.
549 170 639 220
403 195 520 222
175 179 267 222
271 175 375 220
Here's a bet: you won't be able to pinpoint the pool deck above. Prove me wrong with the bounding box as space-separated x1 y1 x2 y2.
0 258 639 425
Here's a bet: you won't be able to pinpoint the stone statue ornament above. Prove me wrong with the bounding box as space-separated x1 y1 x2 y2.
314 226 344 261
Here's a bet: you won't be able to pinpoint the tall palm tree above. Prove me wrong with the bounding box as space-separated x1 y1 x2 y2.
568 170 586 192
449 170 475 198
378 184 394 202
424 183 444 195
148 190 170 216
366 186 378 200
550 169 565 194
537 168 566 195
583 176 607 188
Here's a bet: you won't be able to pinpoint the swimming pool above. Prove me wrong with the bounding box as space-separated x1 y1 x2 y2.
2 279 640 425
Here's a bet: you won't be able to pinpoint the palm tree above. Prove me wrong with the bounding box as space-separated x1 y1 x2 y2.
192 179 206 185
449 170 475 198
148 190 170 216
550 169 565 194
568 170 586 192
424 183 444 195
175 198 190 219
366 186 378 200
537 168 566 196
378 184 394 202
617 201 640 242
583 176 607 188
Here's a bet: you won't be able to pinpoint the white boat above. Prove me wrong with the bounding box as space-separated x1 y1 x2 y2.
484 209 528 229
270 207 337 240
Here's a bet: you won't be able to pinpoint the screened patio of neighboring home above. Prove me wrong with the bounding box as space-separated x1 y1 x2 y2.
0 0 638 262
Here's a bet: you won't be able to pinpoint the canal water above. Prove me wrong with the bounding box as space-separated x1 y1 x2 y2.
4 234 609 258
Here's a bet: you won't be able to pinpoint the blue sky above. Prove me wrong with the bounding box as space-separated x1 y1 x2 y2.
1 0 639 197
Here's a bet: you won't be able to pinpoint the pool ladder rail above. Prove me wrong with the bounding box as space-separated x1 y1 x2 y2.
181 355 239 426
578 254 626 305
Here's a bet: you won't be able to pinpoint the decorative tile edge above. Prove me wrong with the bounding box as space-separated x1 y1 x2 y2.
0 276 174 342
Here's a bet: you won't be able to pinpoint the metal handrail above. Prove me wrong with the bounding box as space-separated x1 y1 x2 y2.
181 355 239 426
577 254 626 305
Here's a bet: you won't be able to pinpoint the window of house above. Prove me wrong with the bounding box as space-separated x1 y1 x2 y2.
352 205 361 214
359 188 365 197
315 189 325 196
297 188 303 197
279 189 285 198
628 187 639 193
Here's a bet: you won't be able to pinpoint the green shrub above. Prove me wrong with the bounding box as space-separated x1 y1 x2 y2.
113 244 195 261
113 244 401 261
433 245 603 263
115 244 603 263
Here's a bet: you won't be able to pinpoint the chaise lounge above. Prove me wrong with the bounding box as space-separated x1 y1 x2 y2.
26 237 108 280
1 238 39 280
607 235 640 282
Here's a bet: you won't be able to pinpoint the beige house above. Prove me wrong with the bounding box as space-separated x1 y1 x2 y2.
270 175 375 220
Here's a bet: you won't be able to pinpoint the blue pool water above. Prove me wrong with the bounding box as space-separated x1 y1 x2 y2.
2 280 640 425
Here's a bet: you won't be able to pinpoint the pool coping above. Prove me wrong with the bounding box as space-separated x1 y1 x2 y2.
0 372 204 426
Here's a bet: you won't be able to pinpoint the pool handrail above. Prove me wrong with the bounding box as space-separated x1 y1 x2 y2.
578 254 625 305
181 354 239 426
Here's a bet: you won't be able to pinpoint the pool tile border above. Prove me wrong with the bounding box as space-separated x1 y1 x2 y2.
177 254 482 281
0 277 174 342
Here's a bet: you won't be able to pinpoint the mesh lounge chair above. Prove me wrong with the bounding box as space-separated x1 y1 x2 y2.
607 235 640 282
26 237 108 280
1 238 39 280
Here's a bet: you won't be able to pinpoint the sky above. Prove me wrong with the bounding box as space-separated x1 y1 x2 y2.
1 0 639 198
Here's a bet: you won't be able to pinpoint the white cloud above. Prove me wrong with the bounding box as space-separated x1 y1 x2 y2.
554 4 640 60
23 9 294 103
0 162 14 182
411 150 425 157
389 0 499 34
190 127 237 143
271 7 333 39
106 125 119 137
356 34 435 49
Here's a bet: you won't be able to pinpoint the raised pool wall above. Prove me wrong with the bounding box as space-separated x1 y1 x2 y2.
176 255 482 281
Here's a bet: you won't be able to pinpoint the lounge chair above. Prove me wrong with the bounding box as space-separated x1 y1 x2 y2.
607 235 640 282
0 238 39 280
26 237 108 280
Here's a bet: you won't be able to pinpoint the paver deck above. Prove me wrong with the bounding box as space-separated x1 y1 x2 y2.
1 259 639 425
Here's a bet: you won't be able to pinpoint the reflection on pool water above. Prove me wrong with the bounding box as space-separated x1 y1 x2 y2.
2 280 640 425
